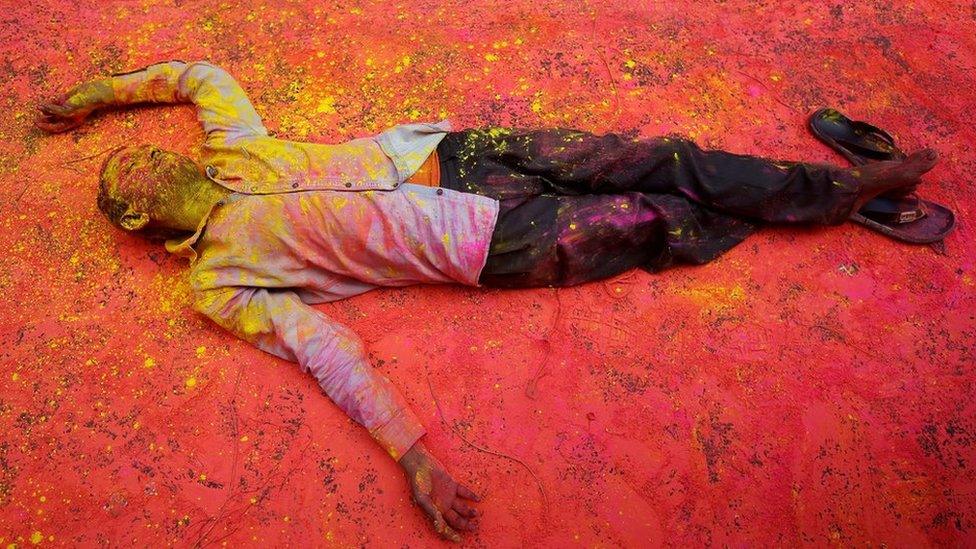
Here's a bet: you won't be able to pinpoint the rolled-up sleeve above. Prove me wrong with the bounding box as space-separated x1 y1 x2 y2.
192 285 426 461
110 60 267 140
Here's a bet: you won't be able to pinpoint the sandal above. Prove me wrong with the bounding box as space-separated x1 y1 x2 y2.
809 107 955 244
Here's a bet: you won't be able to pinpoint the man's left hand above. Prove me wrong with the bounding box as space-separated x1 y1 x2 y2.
35 79 113 133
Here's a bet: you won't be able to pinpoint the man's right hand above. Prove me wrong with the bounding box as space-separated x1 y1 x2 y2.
399 440 481 541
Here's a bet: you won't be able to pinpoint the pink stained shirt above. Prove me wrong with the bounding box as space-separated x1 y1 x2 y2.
109 60 500 460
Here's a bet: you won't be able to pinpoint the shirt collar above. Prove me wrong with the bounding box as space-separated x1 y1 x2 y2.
164 197 230 262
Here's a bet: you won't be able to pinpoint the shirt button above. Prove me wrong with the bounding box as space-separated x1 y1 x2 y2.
205 165 217 178
436 188 444 195
291 183 299 189
344 182 352 188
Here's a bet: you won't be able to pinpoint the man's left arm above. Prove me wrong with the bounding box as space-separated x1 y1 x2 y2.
36 60 267 141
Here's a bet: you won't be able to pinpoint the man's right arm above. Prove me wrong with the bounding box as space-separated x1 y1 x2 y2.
192 284 426 460
191 284 480 538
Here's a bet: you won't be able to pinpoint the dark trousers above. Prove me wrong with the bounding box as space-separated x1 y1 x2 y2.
436 128 861 288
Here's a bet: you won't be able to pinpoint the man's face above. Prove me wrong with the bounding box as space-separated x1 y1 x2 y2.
99 145 203 231
103 145 200 201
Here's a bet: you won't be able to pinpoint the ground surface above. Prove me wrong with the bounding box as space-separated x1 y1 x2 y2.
1 0 975 546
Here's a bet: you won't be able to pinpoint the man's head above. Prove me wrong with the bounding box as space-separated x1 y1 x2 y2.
98 145 213 237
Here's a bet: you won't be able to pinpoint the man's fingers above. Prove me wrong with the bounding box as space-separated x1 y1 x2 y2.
39 103 68 116
35 118 73 134
457 483 481 502
34 118 65 132
452 499 479 518
35 110 85 133
34 118 54 131
441 523 461 541
416 495 460 541
445 508 476 532
415 496 443 528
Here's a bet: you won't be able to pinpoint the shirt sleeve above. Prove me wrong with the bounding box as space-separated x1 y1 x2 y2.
192 285 426 461
109 60 268 141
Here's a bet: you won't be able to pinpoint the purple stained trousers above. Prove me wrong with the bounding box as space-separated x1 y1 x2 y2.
436 128 862 288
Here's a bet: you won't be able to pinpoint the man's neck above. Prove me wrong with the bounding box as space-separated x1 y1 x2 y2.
157 177 233 232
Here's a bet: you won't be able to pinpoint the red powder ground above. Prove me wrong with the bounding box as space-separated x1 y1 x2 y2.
1 1 974 546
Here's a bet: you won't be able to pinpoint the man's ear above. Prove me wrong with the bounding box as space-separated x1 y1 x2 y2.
119 210 150 231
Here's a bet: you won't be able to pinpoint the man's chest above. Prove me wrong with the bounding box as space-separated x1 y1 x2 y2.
201 134 401 194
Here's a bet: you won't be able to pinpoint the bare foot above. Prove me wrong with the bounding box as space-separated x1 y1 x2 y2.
851 149 938 210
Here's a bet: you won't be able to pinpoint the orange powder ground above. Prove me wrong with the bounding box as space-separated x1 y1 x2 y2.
1 1 974 546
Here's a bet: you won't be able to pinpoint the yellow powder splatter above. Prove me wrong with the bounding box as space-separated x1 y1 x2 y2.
485 127 512 139
684 283 747 317
441 233 451 246
195 346 206 358
185 377 197 389
316 96 336 114
11 372 19 381
144 357 155 368
30 531 43 544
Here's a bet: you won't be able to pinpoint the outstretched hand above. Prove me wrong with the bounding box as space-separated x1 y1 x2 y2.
35 100 90 133
35 79 113 133
399 441 481 541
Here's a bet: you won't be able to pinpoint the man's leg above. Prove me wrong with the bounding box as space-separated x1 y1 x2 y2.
437 128 937 288
438 130 757 287
475 191 757 288
439 128 932 226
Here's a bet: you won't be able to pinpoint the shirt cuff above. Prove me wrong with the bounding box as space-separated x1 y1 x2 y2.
371 408 427 462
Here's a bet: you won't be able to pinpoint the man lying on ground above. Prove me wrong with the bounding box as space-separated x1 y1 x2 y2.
36 60 937 541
